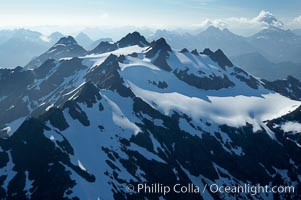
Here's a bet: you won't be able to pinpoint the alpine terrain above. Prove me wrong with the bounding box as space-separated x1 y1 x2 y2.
0 32 300 200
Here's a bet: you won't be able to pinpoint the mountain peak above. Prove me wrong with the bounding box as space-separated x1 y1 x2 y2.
89 41 117 54
50 36 86 53
149 38 172 52
191 49 199 55
90 32 149 54
180 48 189 53
202 48 214 55
202 48 233 69
25 36 86 69
206 26 222 33
287 75 300 83
222 28 231 33
129 31 143 38
50 31 64 37
75 32 93 49
76 32 90 38
201 26 236 37
117 31 149 48
55 36 78 46
145 38 172 71
213 49 233 68
49 32 65 44
252 26 297 39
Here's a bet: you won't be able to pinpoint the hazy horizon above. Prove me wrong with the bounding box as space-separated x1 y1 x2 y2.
1 0 301 39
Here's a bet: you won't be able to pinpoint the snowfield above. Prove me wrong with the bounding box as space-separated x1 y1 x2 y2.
128 81 300 132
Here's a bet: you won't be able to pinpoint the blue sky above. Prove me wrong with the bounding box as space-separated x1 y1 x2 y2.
1 0 301 36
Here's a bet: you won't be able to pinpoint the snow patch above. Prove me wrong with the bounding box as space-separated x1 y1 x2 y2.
78 160 87 172
281 122 301 134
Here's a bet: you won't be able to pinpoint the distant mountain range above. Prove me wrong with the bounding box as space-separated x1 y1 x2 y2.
149 26 301 80
0 29 49 68
232 52 301 80
0 31 300 199
0 26 300 81
149 27 255 58
248 27 301 63
150 26 301 63
0 29 112 69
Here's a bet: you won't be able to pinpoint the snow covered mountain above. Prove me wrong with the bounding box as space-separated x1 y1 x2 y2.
25 36 87 69
0 32 300 199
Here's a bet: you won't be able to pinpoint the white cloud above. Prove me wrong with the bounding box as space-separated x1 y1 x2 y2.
194 10 284 35
252 10 283 28
226 10 284 29
294 15 301 23
195 19 227 29
288 15 301 28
